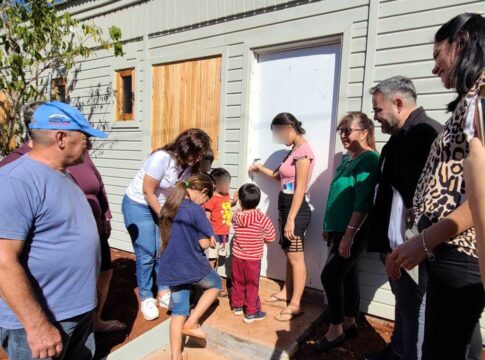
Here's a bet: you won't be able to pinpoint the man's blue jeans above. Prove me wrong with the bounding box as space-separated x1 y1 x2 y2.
0 311 95 360
122 195 168 300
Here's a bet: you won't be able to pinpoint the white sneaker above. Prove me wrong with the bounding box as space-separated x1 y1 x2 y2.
141 298 159 321
158 291 172 310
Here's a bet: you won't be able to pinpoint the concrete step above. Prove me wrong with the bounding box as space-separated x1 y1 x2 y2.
199 277 325 360
136 277 325 360
144 341 229 360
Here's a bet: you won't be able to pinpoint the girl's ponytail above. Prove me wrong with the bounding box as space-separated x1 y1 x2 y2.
159 174 214 252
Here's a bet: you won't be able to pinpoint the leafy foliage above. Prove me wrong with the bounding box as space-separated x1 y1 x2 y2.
0 0 123 155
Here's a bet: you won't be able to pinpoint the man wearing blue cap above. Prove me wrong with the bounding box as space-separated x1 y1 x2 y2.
0 101 107 359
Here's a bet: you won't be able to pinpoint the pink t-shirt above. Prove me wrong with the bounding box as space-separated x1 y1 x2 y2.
278 142 315 190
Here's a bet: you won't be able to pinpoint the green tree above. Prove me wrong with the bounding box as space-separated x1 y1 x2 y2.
0 0 123 156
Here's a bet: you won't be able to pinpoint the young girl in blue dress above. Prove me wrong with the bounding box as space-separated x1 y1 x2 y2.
158 174 221 360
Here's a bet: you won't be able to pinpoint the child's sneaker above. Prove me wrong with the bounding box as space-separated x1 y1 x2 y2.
158 291 172 310
141 298 160 321
243 311 266 324
233 307 244 316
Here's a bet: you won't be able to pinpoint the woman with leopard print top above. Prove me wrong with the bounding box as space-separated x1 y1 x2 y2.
388 13 485 360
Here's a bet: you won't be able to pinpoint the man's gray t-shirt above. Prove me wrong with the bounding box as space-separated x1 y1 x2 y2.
0 155 100 329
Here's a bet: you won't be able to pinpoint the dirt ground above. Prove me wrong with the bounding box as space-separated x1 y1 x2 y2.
0 250 483 360
293 313 393 359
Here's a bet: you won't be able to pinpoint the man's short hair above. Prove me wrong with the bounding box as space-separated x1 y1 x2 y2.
369 76 417 101
238 183 261 210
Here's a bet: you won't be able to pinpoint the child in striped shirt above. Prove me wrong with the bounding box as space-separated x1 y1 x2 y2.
231 183 276 323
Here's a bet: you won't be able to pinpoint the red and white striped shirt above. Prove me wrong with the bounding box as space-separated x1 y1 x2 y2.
232 209 276 261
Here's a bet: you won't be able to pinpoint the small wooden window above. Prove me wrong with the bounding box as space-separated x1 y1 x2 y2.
0 91 8 124
51 78 68 103
115 68 135 121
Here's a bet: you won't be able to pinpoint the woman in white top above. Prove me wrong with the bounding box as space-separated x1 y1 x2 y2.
122 129 211 321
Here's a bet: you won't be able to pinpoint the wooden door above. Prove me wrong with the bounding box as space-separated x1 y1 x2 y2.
151 56 222 157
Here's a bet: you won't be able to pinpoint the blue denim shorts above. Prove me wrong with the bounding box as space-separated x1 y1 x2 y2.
170 269 222 316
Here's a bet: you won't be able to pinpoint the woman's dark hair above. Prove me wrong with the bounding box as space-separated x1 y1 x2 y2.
271 112 306 135
210 167 231 183
337 112 376 151
154 128 211 167
271 112 306 175
159 174 214 252
238 183 261 210
435 13 485 111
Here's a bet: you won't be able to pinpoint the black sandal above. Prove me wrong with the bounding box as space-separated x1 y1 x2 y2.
315 333 346 352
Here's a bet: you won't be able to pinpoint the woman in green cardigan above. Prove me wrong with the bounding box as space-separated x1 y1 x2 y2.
317 112 379 352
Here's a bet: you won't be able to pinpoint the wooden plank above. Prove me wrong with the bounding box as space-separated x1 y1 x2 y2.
151 56 222 157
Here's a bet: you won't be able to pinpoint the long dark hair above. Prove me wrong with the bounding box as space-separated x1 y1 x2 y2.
153 128 211 167
271 112 306 175
159 174 214 252
435 13 485 111
271 112 306 134
337 112 376 151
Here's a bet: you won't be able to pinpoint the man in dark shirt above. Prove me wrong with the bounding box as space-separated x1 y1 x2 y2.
365 76 442 360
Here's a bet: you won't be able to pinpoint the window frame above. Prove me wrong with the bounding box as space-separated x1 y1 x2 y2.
51 77 68 103
115 68 135 121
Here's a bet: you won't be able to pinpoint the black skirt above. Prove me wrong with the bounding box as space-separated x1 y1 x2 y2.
278 192 312 252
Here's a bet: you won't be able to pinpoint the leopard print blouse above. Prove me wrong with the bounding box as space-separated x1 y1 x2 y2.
413 72 485 258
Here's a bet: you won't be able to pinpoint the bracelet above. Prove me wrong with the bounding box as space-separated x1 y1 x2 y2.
421 230 435 262
347 225 360 231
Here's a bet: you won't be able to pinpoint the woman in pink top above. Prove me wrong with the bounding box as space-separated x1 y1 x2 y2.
250 112 315 321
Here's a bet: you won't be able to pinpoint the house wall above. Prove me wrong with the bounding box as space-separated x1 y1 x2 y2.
59 0 485 333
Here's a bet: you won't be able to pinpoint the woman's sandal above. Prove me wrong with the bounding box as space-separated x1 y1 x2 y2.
265 294 287 303
219 289 228 298
275 310 305 322
181 324 207 340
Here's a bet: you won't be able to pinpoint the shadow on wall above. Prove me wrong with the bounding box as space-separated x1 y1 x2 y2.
68 63 120 158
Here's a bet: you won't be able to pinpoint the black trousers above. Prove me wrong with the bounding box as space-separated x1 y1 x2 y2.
321 232 366 324
422 244 485 360
389 263 427 360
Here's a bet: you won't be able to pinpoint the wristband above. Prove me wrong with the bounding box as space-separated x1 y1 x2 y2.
347 225 360 231
421 230 435 262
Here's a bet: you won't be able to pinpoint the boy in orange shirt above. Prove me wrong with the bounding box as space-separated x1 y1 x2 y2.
204 168 238 297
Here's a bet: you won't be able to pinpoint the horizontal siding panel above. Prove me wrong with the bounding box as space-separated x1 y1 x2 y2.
377 26 439 50
227 81 243 94
352 20 368 38
97 167 138 179
379 0 480 18
91 149 144 161
349 68 365 83
348 83 363 98
227 56 244 70
351 37 367 53
350 52 366 68
223 142 240 153
374 60 435 81
375 43 433 66
227 69 244 82
378 2 485 34
226 93 242 106
418 92 456 111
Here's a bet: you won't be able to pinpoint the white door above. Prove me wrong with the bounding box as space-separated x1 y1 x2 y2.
248 43 341 290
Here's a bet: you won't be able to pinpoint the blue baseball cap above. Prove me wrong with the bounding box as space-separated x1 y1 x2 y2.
29 101 108 138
